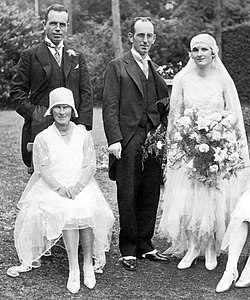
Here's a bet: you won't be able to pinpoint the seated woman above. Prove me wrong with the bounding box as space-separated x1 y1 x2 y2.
7 87 114 294
216 185 250 293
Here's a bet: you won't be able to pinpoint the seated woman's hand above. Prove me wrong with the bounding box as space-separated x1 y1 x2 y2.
57 186 72 199
67 183 84 200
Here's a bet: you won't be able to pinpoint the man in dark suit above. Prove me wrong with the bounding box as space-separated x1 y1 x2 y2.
10 4 93 169
102 17 169 271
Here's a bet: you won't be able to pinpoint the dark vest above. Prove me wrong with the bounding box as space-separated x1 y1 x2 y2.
137 63 158 129
47 49 66 91
33 48 66 107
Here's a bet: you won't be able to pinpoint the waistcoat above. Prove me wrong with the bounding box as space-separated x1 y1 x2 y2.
32 48 66 107
138 63 158 128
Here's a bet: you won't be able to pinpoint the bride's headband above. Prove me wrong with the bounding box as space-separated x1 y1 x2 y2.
190 33 219 55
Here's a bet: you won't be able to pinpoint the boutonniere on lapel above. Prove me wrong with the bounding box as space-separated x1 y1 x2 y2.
67 49 78 57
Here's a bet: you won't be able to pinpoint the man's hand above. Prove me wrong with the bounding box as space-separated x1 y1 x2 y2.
108 142 122 159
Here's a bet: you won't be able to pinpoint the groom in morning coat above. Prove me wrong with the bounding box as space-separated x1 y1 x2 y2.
10 4 93 169
102 17 169 271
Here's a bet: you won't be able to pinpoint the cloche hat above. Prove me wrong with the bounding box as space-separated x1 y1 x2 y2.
44 87 78 117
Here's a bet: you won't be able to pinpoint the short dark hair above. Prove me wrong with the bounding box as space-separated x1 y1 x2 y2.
45 4 69 22
129 17 154 35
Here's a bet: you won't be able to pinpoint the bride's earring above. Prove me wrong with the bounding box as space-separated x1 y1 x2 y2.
211 53 215 68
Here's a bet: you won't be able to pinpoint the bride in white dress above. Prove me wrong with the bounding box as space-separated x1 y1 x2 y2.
7 87 114 293
158 34 249 271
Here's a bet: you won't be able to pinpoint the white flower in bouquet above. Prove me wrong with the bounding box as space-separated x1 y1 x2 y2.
209 164 219 173
211 130 221 141
214 147 228 163
177 116 191 128
213 123 223 131
228 152 240 163
173 132 183 141
190 132 199 140
156 140 164 150
196 116 211 131
221 113 237 128
199 143 209 153
156 65 166 75
184 108 193 117
206 132 212 139
226 141 236 150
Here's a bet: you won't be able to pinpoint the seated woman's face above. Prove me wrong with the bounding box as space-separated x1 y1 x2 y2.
191 42 213 68
52 104 72 125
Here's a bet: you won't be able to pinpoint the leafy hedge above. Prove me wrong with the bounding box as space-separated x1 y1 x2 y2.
222 23 250 104
0 2 114 109
1 2 250 109
67 21 114 106
0 2 42 109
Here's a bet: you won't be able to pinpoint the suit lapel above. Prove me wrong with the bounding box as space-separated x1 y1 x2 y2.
63 45 72 78
36 41 52 78
123 51 144 97
149 60 169 100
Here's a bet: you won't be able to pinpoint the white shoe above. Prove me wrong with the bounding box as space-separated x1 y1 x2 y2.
235 267 250 288
177 249 200 269
205 247 217 271
216 270 238 293
84 265 96 289
67 271 80 294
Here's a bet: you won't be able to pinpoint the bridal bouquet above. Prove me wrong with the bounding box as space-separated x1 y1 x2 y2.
142 123 168 169
157 62 183 79
167 108 245 187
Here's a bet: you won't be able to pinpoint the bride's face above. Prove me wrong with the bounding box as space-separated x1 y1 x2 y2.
191 42 213 68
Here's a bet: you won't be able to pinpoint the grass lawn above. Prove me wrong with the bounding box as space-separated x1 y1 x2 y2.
0 108 249 300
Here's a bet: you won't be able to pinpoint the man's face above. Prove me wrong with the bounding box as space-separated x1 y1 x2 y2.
128 20 156 57
43 10 68 45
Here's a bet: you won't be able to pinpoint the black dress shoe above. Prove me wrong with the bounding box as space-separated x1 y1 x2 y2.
141 252 170 262
121 259 137 271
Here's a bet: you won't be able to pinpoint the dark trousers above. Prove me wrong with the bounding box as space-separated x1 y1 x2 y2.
115 125 161 257
21 105 53 167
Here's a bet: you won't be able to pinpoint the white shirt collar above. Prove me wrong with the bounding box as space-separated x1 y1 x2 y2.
131 47 151 63
45 36 64 49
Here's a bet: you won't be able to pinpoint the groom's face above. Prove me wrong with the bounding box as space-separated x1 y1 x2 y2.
43 10 68 45
128 19 156 58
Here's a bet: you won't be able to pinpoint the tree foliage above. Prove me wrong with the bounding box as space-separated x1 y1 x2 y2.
67 21 114 105
1 0 250 108
0 1 42 109
222 23 250 103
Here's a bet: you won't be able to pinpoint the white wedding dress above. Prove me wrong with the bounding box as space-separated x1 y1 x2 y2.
9 123 114 273
158 73 249 257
